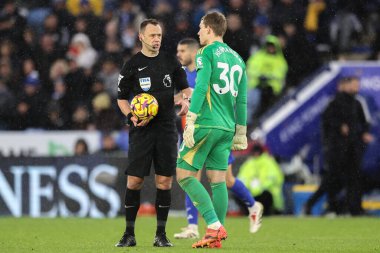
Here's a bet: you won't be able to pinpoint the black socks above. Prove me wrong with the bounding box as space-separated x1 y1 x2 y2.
155 189 171 235
124 188 141 235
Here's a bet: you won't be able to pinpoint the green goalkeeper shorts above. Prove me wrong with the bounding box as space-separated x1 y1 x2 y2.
177 128 234 171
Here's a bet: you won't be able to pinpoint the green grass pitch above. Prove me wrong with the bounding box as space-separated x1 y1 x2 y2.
1 216 379 252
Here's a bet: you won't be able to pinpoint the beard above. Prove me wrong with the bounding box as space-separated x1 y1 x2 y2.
182 58 192 67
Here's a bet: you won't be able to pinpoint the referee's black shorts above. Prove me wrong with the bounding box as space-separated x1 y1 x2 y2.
125 120 178 178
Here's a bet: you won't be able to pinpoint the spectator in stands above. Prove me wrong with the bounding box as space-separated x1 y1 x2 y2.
192 0 223 30
99 19 124 64
64 57 93 107
67 0 104 17
19 27 37 60
34 33 65 94
0 58 17 93
120 24 138 54
225 0 254 28
102 38 124 66
43 13 70 47
238 142 284 215
70 104 92 130
67 33 98 71
92 92 122 131
90 78 106 98
0 40 19 71
224 13 251 61
250 15 271 55
14 74 48 130
177 0 194 22
117 0 146 35
282 20 320 89
246 35 288 125
270 0 305 35
45 101 66 130
151 0 176 54
250 0 272 19
73 138 89 156
49 59 69 85
51 0 75 36
303 0 327 43
115 0 145 55
329 0 363 57
0 0 27 47
72 9 104 51
104 19 119 45
369 5 380 60
22 58 38 81
322 76 373 216
46 78 72 130
165 13 196 54
95 132 123 155
0 78 15 130
97 58 120 99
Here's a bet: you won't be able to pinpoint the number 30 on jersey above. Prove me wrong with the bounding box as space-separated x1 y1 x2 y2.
213 62 243 97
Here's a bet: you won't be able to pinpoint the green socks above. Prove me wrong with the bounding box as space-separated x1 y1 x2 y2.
211 182 228 225
178 177 219 225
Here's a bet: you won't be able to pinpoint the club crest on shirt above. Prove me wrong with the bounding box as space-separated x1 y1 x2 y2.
139 77 151 91
163 74 172 87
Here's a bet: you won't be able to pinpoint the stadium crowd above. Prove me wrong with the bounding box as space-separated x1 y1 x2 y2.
1 0 380 131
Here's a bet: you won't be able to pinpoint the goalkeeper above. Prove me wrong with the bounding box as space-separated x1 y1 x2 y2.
174 38 263 240
176 11 253 249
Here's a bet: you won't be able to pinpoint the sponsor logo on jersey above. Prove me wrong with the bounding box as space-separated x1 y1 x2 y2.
163 74 172 87
139 77 151 91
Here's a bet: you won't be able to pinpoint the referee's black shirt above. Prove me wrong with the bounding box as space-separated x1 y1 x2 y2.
117 51 189 122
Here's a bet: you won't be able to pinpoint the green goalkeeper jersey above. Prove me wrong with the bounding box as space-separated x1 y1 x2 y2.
190 41 247 132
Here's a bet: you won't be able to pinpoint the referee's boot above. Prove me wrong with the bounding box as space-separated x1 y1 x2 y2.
115 232 136 247
153 232 173 247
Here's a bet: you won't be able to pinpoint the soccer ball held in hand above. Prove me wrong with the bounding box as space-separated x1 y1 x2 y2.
130 93 159 121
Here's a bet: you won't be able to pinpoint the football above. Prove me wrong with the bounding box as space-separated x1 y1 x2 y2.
130 93 159 121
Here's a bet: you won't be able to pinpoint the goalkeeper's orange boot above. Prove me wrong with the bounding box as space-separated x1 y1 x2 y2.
191 226 227 248
208 240 222 248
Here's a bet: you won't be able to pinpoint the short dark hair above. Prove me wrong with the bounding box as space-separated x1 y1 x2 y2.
178 38 199 48
338 75 359 86
201 12 227 37
139 19 160 33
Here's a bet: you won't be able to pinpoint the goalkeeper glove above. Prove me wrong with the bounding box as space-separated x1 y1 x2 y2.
183 112 197 148
232 124 248 150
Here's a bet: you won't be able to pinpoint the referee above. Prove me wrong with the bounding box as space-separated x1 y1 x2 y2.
115 19 192 247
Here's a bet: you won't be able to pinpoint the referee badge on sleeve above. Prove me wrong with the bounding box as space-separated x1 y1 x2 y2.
139 77 151 91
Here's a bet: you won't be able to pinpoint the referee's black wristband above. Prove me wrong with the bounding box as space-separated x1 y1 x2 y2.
126 112 133 126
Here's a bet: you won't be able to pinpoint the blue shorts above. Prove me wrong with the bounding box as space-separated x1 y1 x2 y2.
228 153 235 165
